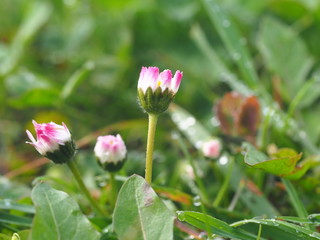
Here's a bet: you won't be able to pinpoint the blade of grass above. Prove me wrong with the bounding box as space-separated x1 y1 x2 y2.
231 218 320 239
177 211 259 240
287 76 320 118
0 212 32 227
276 215 320 225
0 200 35 214
190 24 253 97
0 1 52 77
199 0 258 88
281 178 313 231
60 61 95 100
212 156 234 207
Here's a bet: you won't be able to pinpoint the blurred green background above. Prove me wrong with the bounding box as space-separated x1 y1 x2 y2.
1 0 320 194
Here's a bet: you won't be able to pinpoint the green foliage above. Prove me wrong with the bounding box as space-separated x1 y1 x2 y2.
1 0 320 239
178 211 320 240
30 183 100 240
113 175 174 240
257 16 313 99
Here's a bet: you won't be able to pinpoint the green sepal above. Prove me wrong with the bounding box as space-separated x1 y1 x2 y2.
45 140 76 164
138 87 175 114
97 157 126 172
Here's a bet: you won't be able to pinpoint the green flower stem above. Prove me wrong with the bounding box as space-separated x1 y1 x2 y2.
67 160 106 216
281 178 308 219
213 158 234 208
145 113 159 185
109 172 117 208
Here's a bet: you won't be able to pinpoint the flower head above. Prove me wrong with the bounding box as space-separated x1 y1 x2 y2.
202 139 221 158
137 66 183 114
26 120 76 164
94 134 127 172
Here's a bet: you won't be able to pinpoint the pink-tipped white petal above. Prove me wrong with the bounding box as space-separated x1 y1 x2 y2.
26 130 37 144
94 134 127 164
171 71 183 93
26 121 72 155
138 66 160 93
157 69 172 91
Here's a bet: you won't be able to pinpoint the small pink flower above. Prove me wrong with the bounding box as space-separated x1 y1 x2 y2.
138 66 183 94
202 139 221 158
94 134 127 171
26 120 72 155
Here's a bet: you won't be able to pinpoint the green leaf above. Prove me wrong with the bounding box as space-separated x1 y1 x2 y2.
257 16 313 98
60 61 95 100
15 230 30 240
113 175 174 240
0 234 10 240
0 200 35 214
177 211 257 240
231 218 320 240
190 24 253 96
200 0 259 88
178 211 320 240
30 183 100 240
243 143 303 176
0 177 31 200
5 69 51 97
0 212 32 227
0 1 52 76
9 89 59 108
277 214 320 225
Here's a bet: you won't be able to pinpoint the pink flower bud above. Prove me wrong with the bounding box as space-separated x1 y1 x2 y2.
94 134 127 172
137 66 183 114
202 139 221 158
26 120 75 164
138 66 183 94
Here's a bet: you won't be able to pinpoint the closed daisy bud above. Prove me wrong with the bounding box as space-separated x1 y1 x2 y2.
202 139 221 158
26 120 76 164
137 66 183 114
94 134 127 172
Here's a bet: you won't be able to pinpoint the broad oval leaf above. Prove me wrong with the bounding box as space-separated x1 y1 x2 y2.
30 183 100 240
243 143 303 177
257 16 313 99
113 175 174 240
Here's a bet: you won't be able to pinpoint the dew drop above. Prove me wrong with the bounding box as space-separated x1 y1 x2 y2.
171 112 181 123
211 117 220 127
193 196 202 207
180 117 196 130
195 141 203 149
299 131 306 139
219 155 228 165
232 52 241 61
4 199 10 207
187 128 196 136
222 19 231 28
177 211 186 221
98 181 106 187
171 132 179 140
